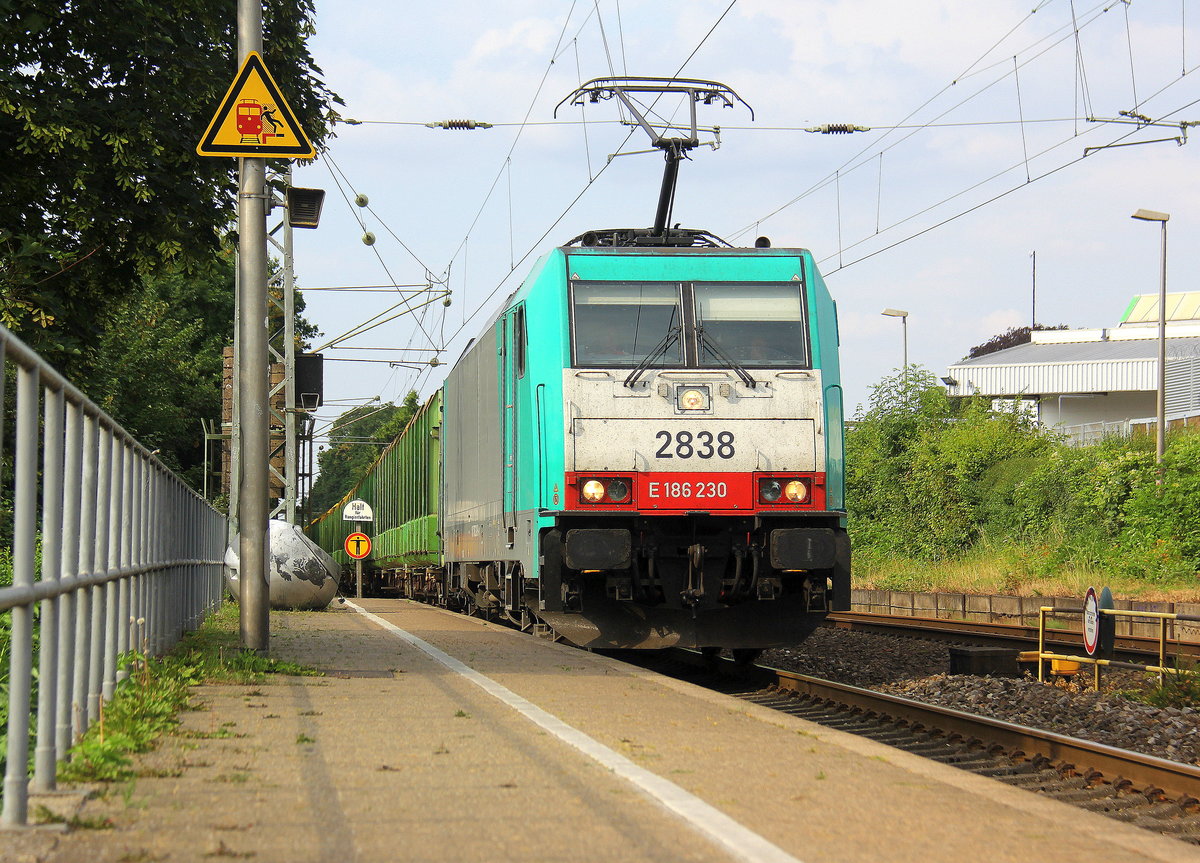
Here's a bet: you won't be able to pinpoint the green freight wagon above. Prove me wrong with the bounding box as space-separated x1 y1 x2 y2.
306 391 442 597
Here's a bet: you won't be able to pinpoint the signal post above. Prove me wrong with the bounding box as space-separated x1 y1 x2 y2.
198 0 314 652
342 499 374 599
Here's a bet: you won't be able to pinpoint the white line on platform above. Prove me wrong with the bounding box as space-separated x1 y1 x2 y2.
346 600 805 863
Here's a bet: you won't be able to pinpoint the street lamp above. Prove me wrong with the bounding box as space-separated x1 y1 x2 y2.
1130 209 1169 469
881 308 909 372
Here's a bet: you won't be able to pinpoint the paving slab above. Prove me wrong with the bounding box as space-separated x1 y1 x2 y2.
3 598 1197 863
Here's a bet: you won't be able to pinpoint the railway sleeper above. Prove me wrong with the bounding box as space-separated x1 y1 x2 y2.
815 717 881 730
930 752 992 767
892 741 962 757
972 763 1031 778
1125 802 1196 823
1153 818 1200 837
1078 793 1160 813
1017 776 1092 793
1049 785 1128 803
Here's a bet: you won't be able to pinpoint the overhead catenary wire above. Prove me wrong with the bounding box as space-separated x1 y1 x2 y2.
437 2 588 280
303 2 1193 483
319 154 442 355
303 284 433 292
433 0 740 351
813 90 1200 277
1124 0 1140 111
728 0 1191 244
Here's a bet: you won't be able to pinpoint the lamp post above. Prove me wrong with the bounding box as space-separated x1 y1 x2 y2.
1130 209 1169 470
881 308 909 373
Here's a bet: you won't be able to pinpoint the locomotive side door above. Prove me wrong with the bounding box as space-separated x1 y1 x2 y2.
500 305 525 548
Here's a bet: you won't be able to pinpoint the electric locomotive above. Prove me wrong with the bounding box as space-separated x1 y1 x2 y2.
309 77 850 651
439 227 849 650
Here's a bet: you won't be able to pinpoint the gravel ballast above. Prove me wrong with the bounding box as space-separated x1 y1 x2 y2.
760 627 1200 766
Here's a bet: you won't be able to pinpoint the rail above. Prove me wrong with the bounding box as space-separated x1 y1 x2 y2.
826 610 1200 664
0 325 226 827
763 666 1200 805
656 649 1200 805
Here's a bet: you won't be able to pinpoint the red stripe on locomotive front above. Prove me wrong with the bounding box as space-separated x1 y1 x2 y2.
563 471 827 513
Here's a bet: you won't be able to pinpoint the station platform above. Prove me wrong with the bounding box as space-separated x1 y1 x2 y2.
8 598 1198 863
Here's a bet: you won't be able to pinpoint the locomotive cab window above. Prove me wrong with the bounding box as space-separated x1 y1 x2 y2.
695 283 808 368
571 283 683 367
571 279 809 370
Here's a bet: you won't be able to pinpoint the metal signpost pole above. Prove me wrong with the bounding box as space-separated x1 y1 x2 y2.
1156 218 1168 472
1131 209 1170 480
342 501 373 599
356 527 364 599
237 0 269 652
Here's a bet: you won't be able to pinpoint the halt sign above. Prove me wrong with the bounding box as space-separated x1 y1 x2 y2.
1083 586 1100 656
342 498 374 523
196 51 315 159
344 532 372 560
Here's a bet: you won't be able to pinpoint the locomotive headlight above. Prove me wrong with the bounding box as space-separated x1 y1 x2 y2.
581 480 606 503
606 479 630 503
783 480 809 503
676 385 711 412
758 479 783 503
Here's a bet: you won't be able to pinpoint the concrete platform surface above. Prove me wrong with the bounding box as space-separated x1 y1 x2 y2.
4 598 1198 863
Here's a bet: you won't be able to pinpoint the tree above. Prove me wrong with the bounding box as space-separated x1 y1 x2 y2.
88 252 236 488
0 0 341 370
966 324 1068 360
73 247 320 491
306 392 422 518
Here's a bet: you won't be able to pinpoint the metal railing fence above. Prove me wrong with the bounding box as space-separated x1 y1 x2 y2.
1035 604 1200 690
0 326 226 827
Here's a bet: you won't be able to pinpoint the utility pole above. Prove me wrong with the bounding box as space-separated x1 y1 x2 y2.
237 0 269 652
1030 250 1037 329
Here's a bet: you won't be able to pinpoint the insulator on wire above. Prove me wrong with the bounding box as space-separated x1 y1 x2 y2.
805 123 870 134
425 119 494 130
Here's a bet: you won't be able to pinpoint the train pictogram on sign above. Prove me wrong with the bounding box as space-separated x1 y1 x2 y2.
197 52 315 159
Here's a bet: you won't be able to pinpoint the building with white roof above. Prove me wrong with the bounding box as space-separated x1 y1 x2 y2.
943 293 1200 443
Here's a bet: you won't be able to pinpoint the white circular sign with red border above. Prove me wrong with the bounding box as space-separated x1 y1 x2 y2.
1083 586 1100 656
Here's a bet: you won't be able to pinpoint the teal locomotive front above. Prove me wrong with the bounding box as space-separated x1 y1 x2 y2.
440 238 849 650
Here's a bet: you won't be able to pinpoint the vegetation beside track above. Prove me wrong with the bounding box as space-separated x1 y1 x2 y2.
848 369 1200 601
56 601 317 786
0 600 316 798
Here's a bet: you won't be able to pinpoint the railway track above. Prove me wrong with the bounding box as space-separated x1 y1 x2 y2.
644 650 1200 843
825 610 1200 664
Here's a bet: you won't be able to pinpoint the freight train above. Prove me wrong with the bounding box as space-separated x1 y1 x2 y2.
307 227 850 651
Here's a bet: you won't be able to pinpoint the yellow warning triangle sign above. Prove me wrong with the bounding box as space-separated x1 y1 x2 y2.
197 52 315 159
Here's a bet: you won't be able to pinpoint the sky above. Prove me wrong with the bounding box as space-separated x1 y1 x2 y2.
286 0 1200 440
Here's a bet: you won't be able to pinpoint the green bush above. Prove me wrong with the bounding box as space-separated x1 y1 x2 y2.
847 369 1050 559
847 369 1200 584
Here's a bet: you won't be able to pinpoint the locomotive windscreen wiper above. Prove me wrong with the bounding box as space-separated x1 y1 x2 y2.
624 324 682 388
696 325 757 388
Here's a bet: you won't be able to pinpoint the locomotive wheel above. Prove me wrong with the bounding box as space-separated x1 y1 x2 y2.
732 648 762 667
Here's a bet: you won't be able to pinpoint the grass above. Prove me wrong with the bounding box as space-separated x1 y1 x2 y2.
57 601 318 785
33 805 115 830
853 542 1200 602
1123 666 1200 709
